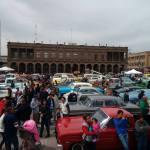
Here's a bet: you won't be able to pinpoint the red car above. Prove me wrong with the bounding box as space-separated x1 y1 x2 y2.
56 107 149 150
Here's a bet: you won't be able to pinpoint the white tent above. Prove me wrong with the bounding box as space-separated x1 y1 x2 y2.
0 66 14 72
125 69 142 75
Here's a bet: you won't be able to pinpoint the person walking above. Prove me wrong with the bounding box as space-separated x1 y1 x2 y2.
30 95 40 124
47 94 55 124
4 107 19 150
113 110 129 150
16 98 32 125
135 115 150 150
40 100 50 138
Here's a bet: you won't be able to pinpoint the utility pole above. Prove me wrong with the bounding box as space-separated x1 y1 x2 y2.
34 24 38 42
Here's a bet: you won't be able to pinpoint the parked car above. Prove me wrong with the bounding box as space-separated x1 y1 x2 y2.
114 86 142 94
58 82 92 96
56 107 142 150
119 89 150 104
120 77 135 86
78 95 141 115
52 73 74 84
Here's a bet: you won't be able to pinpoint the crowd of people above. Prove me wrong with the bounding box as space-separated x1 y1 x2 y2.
0 77 70 150
0 74 149 150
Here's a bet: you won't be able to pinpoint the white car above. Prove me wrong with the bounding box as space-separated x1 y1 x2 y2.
52 73 74 84
63 86 101 103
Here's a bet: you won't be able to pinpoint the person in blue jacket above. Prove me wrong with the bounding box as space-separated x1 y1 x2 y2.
114 110 129 150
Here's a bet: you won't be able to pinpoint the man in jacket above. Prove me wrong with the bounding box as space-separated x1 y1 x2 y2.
4 107 19 150
139 96 149 116
113 110 129 150
135 115 150 150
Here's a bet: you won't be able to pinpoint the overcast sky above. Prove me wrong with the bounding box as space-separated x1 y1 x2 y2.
0 0 150 55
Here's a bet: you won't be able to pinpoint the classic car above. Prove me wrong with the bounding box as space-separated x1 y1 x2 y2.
52 73 74 84
114 86 142 94
120 77 135 87
58 82 92 96
119 89 150 104
56 107 140 150
78 95 141 115
63 86 103 103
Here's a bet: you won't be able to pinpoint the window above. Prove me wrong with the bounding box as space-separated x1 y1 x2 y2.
94 54 98 61
79 96 88 104
36 52 40 58
93 101 103 107
59 53 63 58
105 100 119 107
44 52 49 58
51 53 56 58
66 53 70 57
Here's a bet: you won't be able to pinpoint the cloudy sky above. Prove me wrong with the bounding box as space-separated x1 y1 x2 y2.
0 0 150 55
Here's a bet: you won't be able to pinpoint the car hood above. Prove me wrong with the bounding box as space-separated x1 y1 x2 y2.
69 103 97 115
58 86 72 93
56 116 83 137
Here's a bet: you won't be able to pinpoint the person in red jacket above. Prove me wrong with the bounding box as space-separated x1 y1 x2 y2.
82 114 97 150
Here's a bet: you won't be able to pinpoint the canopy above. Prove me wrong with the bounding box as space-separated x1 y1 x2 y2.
0 66 14 72
125 69 142 75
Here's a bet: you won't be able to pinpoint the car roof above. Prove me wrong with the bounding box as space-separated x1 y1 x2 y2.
100 107 133 118
78 86 97 89
86 95 122 101
71 82 92 85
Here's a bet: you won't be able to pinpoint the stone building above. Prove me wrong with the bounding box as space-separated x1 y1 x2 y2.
7 42 128 74
128 51 150 73
0 56 7 67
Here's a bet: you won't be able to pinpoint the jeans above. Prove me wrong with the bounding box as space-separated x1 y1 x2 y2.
0 132 5 149
40 117 50 136
5 135 19 150
118 134 129 150
137 135 147 150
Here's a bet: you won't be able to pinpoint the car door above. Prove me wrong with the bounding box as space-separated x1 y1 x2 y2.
97 118 122 150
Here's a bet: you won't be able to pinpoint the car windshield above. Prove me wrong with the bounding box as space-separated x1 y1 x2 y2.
84 98 92 106
54 74 61 78
92 109 108 124
67 74 74 78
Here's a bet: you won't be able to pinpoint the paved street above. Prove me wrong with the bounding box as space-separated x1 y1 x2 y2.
0 125 57 150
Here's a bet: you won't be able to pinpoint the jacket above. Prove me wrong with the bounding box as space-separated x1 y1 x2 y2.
23 119 40 142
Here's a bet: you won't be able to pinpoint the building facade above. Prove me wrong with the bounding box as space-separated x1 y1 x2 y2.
128 51 150 73
0 56 7 67
7 42 128 74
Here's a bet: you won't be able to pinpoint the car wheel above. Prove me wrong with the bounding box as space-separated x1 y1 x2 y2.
71 143 84 150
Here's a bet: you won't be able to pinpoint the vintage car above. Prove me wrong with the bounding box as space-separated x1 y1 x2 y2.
58 82 92 96
56 107 140 150
119 89 150 104
52 73 74 84
78 95 141 115
63 86 103 102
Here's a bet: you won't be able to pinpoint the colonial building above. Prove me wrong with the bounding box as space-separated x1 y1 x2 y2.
128 51 150 73
0 56 7 67
7 42 128 74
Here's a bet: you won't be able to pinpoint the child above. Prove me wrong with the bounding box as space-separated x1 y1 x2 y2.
92 118 100 142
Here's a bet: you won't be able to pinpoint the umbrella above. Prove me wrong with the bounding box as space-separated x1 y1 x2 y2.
0 66 15 72
125 69 142 75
